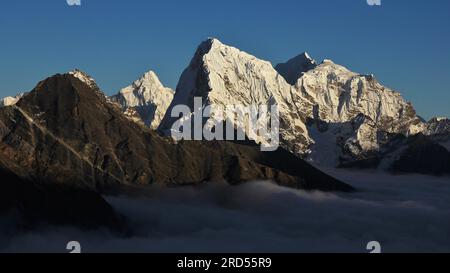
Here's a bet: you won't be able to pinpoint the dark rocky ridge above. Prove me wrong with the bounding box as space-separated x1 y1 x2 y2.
0 72 354 228
339 133 450 176
390 134 450 176
0 167 124 230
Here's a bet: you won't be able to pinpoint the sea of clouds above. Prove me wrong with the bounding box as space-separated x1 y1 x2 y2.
1 169 449 253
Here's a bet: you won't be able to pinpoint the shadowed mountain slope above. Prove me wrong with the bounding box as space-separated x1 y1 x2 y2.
0 71 354 228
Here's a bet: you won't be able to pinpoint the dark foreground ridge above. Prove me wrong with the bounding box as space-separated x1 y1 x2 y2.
0 71 354 229
0 167 124 230
390 134 450 175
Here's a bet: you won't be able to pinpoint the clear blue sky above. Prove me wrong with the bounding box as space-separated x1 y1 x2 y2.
0 0 449 119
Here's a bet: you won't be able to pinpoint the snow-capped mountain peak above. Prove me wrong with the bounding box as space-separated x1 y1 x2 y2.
2 70 98 108
288 56 429 166
69 69 98 89
137 71 166 91
160 38 313 154
111 70 174 129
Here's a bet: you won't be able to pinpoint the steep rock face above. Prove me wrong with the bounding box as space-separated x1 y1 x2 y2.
275 52 317 85
111 71 174 129
159 38 312 155
0 71 354 194
288 59 427 166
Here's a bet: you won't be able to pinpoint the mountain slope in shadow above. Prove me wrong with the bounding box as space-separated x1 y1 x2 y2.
0 71 354 229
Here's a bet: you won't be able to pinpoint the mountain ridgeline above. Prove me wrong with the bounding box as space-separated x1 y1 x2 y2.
149 38 446 175
0 71 354 229
0 38 449 229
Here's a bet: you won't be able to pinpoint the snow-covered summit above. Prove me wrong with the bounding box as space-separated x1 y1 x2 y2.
296 60 423 131
69 69 98 89
111 70 174 129
275 52 318 85
1 70 98 108
289 57 428 166
159 38 433 163
159 38 313 154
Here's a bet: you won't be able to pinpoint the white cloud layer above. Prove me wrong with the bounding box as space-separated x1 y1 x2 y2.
1 169 449 253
